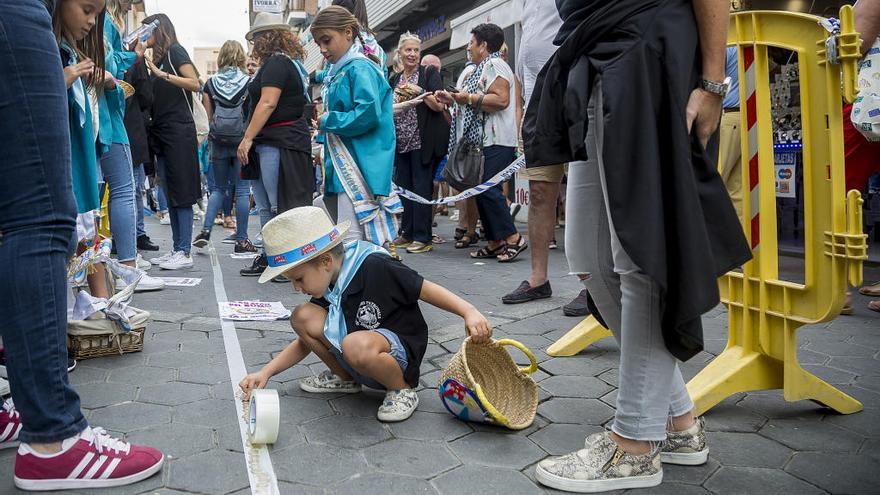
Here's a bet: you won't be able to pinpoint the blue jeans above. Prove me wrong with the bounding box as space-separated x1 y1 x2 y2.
157 156 193 254
0 0 88 444
252 144 280 230
157 181 169 212
134 163 147 237
100 143 138 261
204 144 251 241
328 329 408 390
475 145 518 241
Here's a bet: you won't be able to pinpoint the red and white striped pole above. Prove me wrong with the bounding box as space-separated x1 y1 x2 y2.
742 45 760 252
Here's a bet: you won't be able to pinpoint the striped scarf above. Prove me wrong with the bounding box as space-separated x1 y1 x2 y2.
448 51 502 155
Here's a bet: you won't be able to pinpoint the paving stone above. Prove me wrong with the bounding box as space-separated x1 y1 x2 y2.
178 337 228 356
860 438 880 462
661 457 720 485
125 422 214 459
704 431 793 468
759 417 864 452
151 329 208 343
364 439 460 477
826 356 880 376
275 482 326 495
140 338 183 355
597 368 619 387
334 472 436 494
215 426 245 453
273 443 367 485
527 423 605 455
433 465 543 495
805 341 876 357
630 484 711 495
174 398 239 428
537 398 614 425
538 375 612 399
302 414 391 448
177 364 231 385
823 407 880 437
107 365 176 386
148 350 216 369
68 365 108 385
86 353 147 370
88 402 171 433
786 452 880 494
704 466 825 495
74 382 137 409
150 311 192 323
417 388 451 414
389 411 472 441
540 355 615 377
330 392 383 417
737 391 827 419
854 374 880 393
448 432 546 470
166 449 248 494
702 400 766 433
801 364 857 385
138 382 211 406
833 384 880 409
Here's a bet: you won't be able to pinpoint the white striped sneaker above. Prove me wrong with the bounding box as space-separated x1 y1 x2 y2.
1 398 22 450
14 426 164 491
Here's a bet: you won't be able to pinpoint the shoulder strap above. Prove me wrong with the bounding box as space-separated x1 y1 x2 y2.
166 50 193 112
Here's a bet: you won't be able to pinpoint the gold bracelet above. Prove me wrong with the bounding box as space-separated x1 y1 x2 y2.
468 93 474 106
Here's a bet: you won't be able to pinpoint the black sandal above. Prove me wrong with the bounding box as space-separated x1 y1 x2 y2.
454 227 467 241
498 235 528 263
470 243 507 259
455 233 477 249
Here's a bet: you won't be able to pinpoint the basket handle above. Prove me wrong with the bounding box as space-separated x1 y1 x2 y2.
495 339 538 375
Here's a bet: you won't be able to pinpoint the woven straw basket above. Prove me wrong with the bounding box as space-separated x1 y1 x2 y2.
67 307 150 360
439 338 539 430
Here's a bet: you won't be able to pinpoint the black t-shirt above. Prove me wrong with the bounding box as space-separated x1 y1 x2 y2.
311 253 427 388
248 54 307 126
151 44 194 125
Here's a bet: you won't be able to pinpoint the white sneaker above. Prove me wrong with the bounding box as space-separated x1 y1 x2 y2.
148 251 176 265
0 377 9 397
136 254 152 271
158 214 170 225
116 273 165 292
159 251 193 270
299 371 361 394
377 388 419 422
254 234 263 248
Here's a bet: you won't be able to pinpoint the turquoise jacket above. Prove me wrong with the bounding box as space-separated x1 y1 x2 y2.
98 16 135 147
320 58 396 197
62 42 100 214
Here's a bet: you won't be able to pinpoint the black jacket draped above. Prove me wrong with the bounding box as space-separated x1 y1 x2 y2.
523 0 751 361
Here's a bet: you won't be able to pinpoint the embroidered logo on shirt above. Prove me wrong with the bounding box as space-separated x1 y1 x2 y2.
356 301 381 329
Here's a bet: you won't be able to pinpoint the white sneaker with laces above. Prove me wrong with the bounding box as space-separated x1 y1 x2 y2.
135 254 152 271
299 371 361 394
158 214 170 225
159 251 193 270
148 251 176 265
377 388 419 422
116 273 165 292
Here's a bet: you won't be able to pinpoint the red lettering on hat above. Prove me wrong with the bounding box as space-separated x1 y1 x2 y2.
300 243 317 256
273 254 287 265
329 230 338 241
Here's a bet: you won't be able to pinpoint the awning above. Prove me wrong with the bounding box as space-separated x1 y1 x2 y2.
449 0 522 49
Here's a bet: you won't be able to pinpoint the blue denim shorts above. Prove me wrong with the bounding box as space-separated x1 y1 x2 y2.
329 328 408 390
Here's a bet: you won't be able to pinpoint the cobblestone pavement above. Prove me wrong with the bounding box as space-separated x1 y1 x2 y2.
2 213 879 494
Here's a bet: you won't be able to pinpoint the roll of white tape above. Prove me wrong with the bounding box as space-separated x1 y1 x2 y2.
248 389 280 445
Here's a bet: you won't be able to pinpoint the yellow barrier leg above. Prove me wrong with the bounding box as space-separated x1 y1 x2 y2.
686 346 782 416
546 315 613 357
785 365 863 414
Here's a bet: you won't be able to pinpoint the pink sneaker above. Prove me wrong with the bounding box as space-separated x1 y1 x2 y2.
14 426 164 491
1 398 22 449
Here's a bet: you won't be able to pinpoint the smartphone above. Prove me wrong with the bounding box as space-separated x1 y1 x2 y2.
445 85 460 93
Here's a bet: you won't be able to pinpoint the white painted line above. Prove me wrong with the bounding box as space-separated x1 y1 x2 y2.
208 241 280 495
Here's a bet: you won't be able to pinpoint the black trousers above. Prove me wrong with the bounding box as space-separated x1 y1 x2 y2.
476 145 517 241
395 149 434 243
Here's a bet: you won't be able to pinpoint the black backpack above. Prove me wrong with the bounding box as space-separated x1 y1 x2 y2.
207 79 247 146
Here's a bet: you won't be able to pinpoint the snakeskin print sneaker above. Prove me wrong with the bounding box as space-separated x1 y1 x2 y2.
535 431 662 492
661 416 709 465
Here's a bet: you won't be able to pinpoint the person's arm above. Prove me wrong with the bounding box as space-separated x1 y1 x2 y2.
687 0 729 147
239 339 310 400
856 0 880 56
514 75 524 135
237 86 282 165
320 66 383 137
419 280 492 343
450 67 510 113
202 86 213 122
144 56 202 93
423 66 446 113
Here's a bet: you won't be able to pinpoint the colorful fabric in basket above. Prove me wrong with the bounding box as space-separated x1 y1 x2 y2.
440 378 492 424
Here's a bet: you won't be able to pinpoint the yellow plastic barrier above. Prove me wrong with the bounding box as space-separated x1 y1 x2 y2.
548 7 868 417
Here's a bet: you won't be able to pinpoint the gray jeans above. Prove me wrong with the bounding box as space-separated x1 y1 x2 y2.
313 193 364 244
565 81 694 441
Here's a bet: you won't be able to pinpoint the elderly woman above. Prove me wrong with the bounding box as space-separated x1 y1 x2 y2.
237 13 314 280
436 23 526 262
389 33 448 254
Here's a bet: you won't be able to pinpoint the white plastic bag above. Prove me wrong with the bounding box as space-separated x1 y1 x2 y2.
851 37 880 142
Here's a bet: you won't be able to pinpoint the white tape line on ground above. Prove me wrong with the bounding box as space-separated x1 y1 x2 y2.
209 241 280 495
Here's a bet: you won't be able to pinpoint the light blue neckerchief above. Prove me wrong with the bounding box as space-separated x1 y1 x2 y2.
323 240 390 351
210 67 250 101
61 40 87 127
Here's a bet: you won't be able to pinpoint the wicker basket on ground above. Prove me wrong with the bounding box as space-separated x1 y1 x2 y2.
68 307 150 360
439 337 539 430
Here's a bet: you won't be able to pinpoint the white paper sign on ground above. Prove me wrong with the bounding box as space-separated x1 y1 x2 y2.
253 0 284 13
157 277 202 287
220 301 291 321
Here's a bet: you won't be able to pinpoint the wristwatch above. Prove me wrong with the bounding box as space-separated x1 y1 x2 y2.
700 76 731 98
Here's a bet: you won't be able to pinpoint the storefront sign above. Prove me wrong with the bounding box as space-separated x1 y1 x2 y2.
416 16 446 43
254 0 284 13
775 150 797 198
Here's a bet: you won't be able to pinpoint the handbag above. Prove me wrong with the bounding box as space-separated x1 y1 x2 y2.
241 146 261 180
167 52 210 144
442 112 485 191
851 37 880 142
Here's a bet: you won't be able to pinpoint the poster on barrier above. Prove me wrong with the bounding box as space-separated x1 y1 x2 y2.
774 150 797 199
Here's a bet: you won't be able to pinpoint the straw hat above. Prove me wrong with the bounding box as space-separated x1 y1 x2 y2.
258 206 350 283
246 12 292 41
